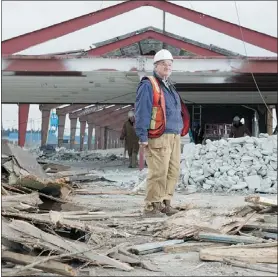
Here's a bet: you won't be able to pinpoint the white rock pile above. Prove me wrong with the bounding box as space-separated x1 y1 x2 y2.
181 134 277 194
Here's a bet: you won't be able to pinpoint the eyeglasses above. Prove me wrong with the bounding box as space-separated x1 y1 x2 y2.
158 61 173 68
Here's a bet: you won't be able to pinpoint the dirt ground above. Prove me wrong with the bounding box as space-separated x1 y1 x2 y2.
51 157 277 277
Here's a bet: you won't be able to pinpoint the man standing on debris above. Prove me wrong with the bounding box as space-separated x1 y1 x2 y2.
229 116 252 138
120 110 139 168
135 49 190 217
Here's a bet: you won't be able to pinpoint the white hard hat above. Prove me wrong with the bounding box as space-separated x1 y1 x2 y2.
128 110 134 118
153 49 173 64
233 116 240 122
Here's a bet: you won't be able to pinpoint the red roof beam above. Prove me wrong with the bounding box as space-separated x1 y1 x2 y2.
1 1 144 55
2 0 276 54
88 30 224 57
150 1 277 53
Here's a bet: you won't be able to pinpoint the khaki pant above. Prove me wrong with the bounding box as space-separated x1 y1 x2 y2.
144 134 181 210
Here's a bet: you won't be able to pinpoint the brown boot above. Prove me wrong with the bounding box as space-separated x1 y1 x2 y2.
128 156 133 168
143 202 167 218
161 200 179 216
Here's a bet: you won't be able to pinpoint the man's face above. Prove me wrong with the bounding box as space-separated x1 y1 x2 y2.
129 116 135 123
155 60 173 78
233 120 240 126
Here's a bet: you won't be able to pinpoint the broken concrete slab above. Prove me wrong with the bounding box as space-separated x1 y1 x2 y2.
2 141 48 180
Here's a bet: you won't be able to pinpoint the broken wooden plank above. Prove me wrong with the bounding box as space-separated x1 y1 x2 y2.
2 211 131 238
263 215 278 225
261 232 277 240
70 175 115 183
2 250 76 276
200 242 277 264
74 189 144 196
245 195 277 207
229 211 257 235
117 246 160 272
163 242 229 253
1 268 42 276
242 223 277 233
223 258 278 274
7 220 133 271
196 232 266 245
129 240 184 255
53 170 91 178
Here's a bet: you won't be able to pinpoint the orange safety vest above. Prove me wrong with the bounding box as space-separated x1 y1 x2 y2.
143 76 190 139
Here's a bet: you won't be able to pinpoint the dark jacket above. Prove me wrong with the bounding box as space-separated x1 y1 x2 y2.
120 119 139 155
229 123 251 138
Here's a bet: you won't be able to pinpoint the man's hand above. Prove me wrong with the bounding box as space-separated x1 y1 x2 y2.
139 141 148 148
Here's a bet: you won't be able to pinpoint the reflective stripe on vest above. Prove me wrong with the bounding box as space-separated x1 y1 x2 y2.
146 76 166 138
143 76 190 138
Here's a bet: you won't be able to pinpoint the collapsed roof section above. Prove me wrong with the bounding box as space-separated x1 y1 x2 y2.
91 27 241 57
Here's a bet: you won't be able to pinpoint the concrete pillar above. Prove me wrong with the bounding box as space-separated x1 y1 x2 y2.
104 127 108 149
108 130 114 149
41 109 51 146
267 105 274 135
70 118 77 149
87 123 94 150
94 126 100 149
99 127 105 149
79 120 86 151
18 104 30 147
57 114 66 147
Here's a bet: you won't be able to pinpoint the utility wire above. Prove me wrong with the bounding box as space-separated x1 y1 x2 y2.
234 1 276 123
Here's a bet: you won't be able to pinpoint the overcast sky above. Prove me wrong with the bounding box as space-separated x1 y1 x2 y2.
2 1 277 132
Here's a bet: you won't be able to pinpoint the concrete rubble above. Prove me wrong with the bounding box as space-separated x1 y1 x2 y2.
35 146 124 163
180 134 277 194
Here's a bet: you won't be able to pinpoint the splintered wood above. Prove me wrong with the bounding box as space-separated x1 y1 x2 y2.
200 242 278 264
2 251 77 276
2 219 134 272
245 195 277 207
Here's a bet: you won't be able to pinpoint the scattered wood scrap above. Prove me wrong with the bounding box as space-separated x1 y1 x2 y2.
2 219 134 272
74 189 144 196
200 242 277 264
196 232 266 244
163 242 229 253
223 258 278 274
2 250 77 276
128 240 184 255
245 195 277 207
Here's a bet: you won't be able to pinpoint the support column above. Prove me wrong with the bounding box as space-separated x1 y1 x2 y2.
100 127 105 149
70 118 77 149
41 109 51 147
109 130 114 149
57 114 66 147
267 105 274 135
110 131 114 148
18 104 29 147
95 126 101 149
104 127 108 150
79 120 86 151
87 123 94 150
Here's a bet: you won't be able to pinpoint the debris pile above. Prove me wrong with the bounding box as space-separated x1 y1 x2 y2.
181 134 277 194
36 146 124 163
126 195 277 274
1 141 157 276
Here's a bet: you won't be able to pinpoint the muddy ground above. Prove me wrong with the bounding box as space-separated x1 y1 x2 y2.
49 156 277 277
